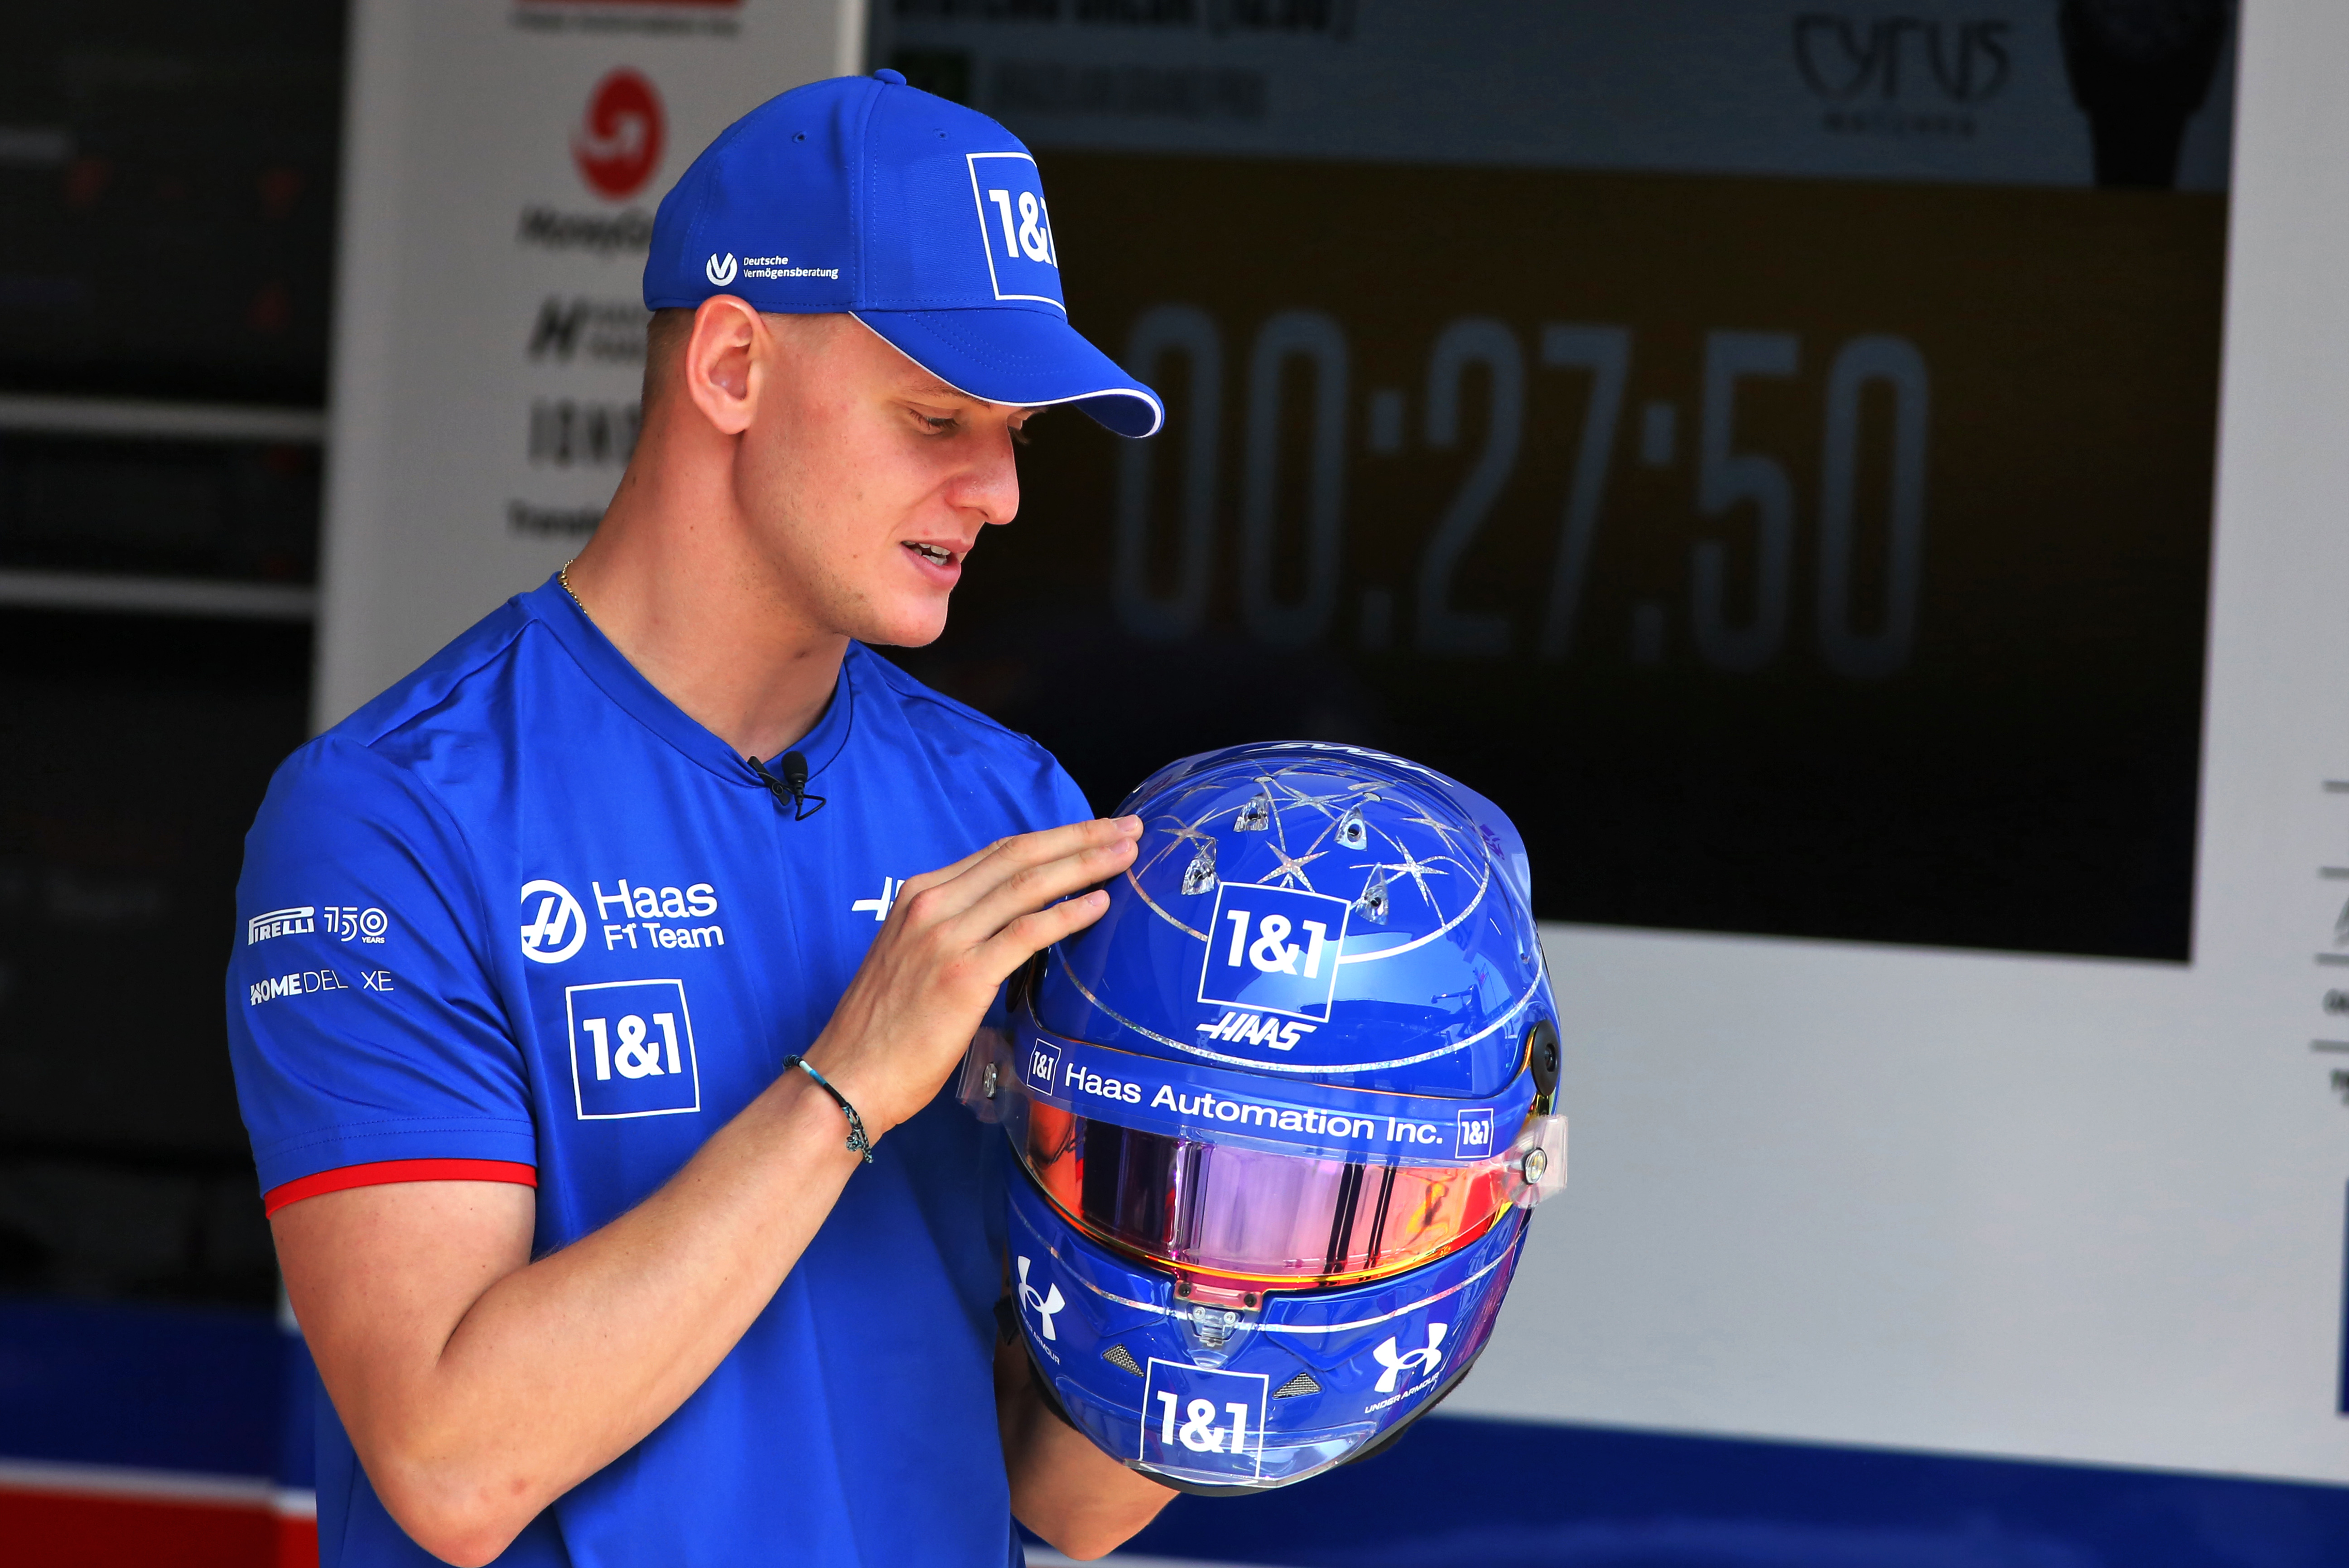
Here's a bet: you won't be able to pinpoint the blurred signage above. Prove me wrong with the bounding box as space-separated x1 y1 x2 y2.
315 0 859 724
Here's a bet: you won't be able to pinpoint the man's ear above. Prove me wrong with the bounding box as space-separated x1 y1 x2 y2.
682 295 764 436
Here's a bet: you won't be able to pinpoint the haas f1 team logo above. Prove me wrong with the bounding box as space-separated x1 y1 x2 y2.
573 68 665 200
1371 1323 1448 1394
520 880 588 964
1016 1255 1064 1341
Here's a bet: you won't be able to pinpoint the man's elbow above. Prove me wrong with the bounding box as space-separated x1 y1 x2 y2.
367 1450 540 1568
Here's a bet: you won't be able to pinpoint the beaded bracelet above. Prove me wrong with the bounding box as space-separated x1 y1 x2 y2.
784 1056 873 1165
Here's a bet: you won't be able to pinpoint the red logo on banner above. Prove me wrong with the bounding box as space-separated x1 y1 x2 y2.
572 68 665 201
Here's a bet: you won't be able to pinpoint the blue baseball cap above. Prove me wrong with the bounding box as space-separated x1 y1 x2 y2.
643 70 1162 438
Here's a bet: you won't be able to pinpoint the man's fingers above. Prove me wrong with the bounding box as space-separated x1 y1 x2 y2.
977 889 1113 977
955 835 1138 944
892 837 1007 904
909 817 1140 923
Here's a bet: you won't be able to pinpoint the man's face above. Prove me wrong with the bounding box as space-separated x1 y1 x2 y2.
735 313 1029 649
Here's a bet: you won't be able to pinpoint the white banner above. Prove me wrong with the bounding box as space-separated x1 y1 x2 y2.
316 0 865 727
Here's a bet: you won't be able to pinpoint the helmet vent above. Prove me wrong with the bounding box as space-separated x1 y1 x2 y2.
1273 1370 1321 1399
1180 838 1218 896
1354 865 1391 924
1100 1342 1143 1376
1235 788 1272 831
1336 806 1368 849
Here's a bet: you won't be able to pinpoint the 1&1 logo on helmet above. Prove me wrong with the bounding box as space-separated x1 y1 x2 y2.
1197 881 1351 1024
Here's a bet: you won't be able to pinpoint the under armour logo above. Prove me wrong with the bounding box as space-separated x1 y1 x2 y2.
1017 1255 1065 1341
705 251 738 286
1371 1323 1448 1393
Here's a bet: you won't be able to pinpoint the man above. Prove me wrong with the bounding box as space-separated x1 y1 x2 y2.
227 72 1177 1566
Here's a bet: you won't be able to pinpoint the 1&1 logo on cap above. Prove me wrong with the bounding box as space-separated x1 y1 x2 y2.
965 152 1061 310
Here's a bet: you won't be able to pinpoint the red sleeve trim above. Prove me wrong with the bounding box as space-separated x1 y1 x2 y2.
263 1158 538 1217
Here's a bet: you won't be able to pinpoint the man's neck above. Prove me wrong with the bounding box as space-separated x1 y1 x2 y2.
560 432 847 765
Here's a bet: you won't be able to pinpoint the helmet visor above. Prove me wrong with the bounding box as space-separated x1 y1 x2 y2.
1012 1095 1514 1289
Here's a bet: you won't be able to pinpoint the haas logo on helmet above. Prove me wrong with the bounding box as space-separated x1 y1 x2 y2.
1370 1323 1448 1393
1017 1255 1065 1340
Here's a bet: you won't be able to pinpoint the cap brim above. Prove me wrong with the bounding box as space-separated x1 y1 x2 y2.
853 308 1164 438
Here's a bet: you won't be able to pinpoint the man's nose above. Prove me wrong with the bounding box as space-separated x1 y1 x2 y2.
955 426 1023 528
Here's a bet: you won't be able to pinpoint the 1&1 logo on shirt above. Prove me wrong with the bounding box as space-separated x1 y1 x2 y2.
567 979 699 1119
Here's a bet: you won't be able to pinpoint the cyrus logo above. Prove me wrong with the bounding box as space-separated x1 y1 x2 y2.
1017 1255 1064 1341
705 252 738 287
1793 15 2013 105
519 879 588 964
1371 1323 1448 1394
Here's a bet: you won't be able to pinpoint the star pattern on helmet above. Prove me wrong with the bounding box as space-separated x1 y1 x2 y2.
1393 802 1466 857
1264 841 1326 890
1140 813 1221 876
1360 844 1448 908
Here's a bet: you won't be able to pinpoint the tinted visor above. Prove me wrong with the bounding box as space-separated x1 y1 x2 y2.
1013 1096 1514 1289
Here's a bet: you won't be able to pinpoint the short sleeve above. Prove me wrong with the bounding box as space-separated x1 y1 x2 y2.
1046 759 1095 830
227 737 535 1211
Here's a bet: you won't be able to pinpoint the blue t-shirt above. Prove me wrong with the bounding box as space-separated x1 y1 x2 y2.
227 577 1092 1567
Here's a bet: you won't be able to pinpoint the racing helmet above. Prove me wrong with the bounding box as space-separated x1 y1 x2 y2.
962 741 1566 1492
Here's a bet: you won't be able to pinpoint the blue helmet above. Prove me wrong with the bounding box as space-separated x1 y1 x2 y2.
962 741 1566 1491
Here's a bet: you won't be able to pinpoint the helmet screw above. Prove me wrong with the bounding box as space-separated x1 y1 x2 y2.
1243 1292 1259 1308
1175 1280 1193 1299
1523 1148 1549 1184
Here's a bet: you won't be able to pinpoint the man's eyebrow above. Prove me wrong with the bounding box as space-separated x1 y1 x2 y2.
902 383 1033 417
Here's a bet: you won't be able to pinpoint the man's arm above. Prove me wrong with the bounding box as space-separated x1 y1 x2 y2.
994 1327 1177 1559
274 816 1141 1568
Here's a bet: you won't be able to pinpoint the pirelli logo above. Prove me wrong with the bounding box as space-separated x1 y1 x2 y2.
248 906 316 945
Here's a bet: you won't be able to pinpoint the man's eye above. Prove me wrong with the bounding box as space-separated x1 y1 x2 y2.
916 412 958 434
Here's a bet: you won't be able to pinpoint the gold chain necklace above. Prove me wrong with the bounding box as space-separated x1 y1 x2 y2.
558 558 589 620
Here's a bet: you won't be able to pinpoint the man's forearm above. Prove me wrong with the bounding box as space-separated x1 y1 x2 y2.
996 1336 1177 1559
277 1069 861 1566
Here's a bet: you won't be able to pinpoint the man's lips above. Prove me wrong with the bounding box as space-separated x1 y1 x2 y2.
903 540 970 571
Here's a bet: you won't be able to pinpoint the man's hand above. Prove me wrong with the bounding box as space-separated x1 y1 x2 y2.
275 817 1140 1566
806 815 1141 1135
